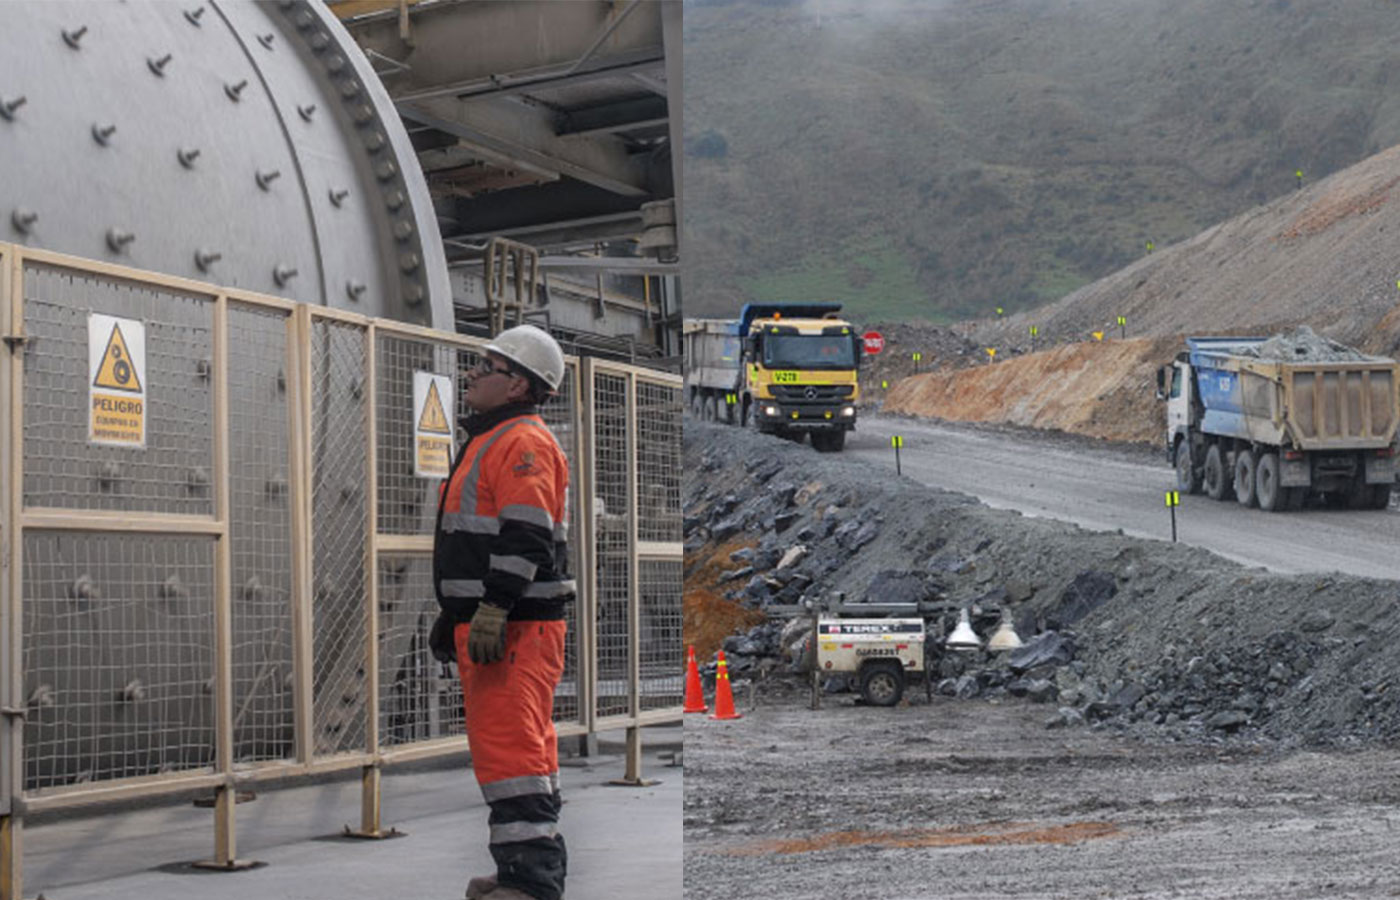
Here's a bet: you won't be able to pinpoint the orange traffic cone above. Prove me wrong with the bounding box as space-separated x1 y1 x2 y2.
709 650 742 720
684 646 708 714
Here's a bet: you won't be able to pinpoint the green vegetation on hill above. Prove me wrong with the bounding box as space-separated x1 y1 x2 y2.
683 0 1400 321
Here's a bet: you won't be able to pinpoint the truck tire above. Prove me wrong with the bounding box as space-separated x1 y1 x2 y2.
1175 441 1201 494
1204 445 1233 501
859 661 905 707
1347 474 1372 510
1234 449 1257 507
702 395 717 422
1371 484 1393 510
1255 452 1283 511
812 430 846 453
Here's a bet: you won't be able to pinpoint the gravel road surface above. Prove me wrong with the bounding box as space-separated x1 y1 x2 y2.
852 415 1400 580
685 694 1400 900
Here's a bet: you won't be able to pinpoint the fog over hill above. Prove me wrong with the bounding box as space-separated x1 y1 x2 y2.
683 0 1400 322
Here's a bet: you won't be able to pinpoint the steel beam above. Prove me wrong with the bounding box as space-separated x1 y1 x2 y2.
345 1 664 95
399 98 649 197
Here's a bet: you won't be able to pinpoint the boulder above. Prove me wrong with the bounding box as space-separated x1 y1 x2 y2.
1008 631 1075 673
1045 570 1117 630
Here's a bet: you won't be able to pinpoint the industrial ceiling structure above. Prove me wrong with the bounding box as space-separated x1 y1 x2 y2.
332 0 682 361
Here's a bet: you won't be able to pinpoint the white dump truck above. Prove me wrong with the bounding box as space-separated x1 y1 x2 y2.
1158 331 1400 510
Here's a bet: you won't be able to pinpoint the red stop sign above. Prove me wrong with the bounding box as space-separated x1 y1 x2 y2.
863 331 884 354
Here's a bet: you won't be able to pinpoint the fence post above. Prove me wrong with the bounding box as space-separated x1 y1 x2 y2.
351 322 390 839
614 371 647 786
0 246 23 900
194 292 253 870
289 305 316 767
577 358 599 753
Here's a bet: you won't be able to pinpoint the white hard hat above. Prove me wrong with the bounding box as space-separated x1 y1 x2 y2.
486 324 565 391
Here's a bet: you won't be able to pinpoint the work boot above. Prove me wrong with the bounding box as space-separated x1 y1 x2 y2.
464 875 497 899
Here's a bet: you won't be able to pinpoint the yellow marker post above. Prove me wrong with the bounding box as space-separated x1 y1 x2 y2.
995 306 1004 317
1029 325 1039 352
986 348 996 363
1295 169 1304 189
1145 241 1154 253
881 379 889 390
1091 331 1104 342
1165 490 1180 542
1117 315 1127 340
891 435 904 475
912 350 922 374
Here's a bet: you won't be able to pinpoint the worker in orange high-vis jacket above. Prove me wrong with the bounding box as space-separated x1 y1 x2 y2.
428 324 574 900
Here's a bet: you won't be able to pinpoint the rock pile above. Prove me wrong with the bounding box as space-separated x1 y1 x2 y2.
685 418 1400 746
1242 325 1382 362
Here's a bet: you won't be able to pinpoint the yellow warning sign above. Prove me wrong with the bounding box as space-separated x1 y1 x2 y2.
417 436 451 475
413 372 454 479
88 314 147 448
93 321 143 393
418 380 451 435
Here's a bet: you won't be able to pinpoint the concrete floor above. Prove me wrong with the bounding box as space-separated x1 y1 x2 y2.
15 725 681 900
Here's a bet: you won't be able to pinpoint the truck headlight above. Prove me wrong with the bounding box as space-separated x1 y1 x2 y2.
764 405 779 416
840 406 855 417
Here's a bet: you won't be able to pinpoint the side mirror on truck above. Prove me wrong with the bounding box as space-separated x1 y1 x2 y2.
1155 366 1166 401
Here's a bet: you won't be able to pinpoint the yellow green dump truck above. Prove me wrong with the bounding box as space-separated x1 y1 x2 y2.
684 303 862 451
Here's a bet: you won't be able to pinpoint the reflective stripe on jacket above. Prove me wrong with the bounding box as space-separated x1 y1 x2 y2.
434 405 572 621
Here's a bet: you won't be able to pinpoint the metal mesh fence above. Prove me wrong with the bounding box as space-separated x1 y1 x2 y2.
21 264 214 515
636 380 682 543
377 556 463 747
5 246 683 816
228 303 295 764
376 333 457 536
309 317 369 757
540 364 581 725
639 558 683 711
592 371 632 719
22 532 216 791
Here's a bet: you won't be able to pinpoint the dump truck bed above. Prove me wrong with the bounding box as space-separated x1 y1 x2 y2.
1187 337 1400 450
683 319 743 392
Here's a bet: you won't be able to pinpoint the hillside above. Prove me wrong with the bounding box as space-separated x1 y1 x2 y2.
883 142 1400 442
684 0 1400 322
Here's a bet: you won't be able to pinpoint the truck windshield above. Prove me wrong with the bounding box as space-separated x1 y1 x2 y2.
762 334 856 369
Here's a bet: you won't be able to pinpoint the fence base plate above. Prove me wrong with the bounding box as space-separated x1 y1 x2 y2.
191 858 263 872
606 777 661 788
340 825 405 840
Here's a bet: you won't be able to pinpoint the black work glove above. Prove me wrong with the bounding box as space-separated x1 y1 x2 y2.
429 611 457 664
467 603 509 665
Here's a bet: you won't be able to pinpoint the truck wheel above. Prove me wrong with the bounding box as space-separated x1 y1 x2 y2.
1255 452 1282 511
1347 475 1372 510
1204 445 1233 501
859 661 904 707
812 431 845 453
1234 449 1257 507
1175 441 1201 494
1372 484 1393 509
702 395 716 422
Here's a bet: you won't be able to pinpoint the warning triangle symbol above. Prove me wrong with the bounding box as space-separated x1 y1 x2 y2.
93 322 143 393
418 380 451 434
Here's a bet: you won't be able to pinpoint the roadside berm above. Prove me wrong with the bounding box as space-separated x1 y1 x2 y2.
685 419 1400 745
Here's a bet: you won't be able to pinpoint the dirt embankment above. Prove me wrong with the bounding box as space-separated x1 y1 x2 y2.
875 144 1400 442
883 336 1180 444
